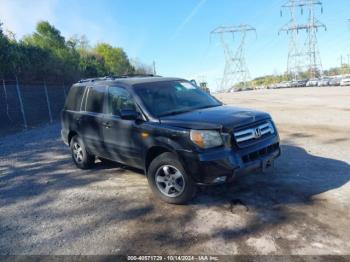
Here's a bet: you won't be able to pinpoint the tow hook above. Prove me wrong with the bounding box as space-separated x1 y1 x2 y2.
262 158 274 172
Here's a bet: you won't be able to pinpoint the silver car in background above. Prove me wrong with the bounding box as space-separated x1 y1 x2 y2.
318 78 331 87
329 77 342 86
340 77 350 86
306 79 319 87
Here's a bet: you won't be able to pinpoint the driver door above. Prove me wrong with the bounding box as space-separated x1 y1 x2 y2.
102 86 143 168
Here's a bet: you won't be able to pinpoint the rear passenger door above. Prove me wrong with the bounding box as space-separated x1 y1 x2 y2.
79 85 108 157
102 86 143 168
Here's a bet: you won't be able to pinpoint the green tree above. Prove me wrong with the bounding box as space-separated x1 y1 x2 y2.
70 35 108 78
23 21 65 50
94 43 134 75
79 53 107 78
0 20 136 82
0 22 11 78
22 21 81 82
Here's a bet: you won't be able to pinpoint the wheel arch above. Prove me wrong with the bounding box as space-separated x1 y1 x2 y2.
145 146 172 172
68 130 78 145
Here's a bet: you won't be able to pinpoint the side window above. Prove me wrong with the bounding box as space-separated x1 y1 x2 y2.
85 86 106 113
108 86 136 116
65 85 85 111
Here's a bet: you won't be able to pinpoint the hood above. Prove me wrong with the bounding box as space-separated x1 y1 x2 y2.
160 105 271 131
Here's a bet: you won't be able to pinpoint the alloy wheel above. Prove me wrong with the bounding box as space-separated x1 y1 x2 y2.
155 165 185 197
73 142 84 163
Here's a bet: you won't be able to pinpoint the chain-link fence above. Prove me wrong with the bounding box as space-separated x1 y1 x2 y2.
0 78 71 137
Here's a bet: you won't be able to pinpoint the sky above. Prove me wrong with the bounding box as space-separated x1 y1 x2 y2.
1 0 350 90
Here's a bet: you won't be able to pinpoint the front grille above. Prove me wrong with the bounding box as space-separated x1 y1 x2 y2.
233 121 275 147
242 143 279 163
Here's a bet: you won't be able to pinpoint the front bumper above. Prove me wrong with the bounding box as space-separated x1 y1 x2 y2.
179 135 281 185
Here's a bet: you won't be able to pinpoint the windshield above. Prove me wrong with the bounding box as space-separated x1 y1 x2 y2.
134 80 221 117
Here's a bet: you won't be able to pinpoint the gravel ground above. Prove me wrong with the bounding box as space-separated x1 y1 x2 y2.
0 86 350 255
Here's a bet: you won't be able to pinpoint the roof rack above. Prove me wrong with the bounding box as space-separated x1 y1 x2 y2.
78 76 112 83
77 74 160 83
118 74 159 78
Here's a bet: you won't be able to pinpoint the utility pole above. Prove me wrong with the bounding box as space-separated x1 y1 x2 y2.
339 55 349 75
280 0 326 80
340 55 344 67
210 24 256 92
153 61 156 75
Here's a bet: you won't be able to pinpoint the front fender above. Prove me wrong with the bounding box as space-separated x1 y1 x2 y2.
142 132 194 174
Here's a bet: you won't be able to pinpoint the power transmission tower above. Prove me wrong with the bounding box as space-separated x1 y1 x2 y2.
280 0 326 80
210 25 256 92
153 61 156 75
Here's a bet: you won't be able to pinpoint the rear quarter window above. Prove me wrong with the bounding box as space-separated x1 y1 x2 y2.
85 86 106 113
65 85 86 111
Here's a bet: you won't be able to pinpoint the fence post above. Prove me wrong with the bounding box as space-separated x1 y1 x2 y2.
43 80 53 123
62 82 67 98
15 76 27 129
2 80 12 122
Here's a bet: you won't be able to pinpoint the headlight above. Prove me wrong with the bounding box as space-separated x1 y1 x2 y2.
268 120 275 134
190 130 223 149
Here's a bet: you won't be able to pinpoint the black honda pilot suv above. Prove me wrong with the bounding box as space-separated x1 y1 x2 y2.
61 76 280 204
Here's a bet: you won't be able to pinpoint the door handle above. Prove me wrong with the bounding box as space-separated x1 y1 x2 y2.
102 122 111 128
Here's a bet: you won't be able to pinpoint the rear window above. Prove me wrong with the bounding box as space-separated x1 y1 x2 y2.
85 86 106 113
65 85 85 111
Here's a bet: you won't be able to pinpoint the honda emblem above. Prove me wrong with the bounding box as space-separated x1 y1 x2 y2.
254 127 262 138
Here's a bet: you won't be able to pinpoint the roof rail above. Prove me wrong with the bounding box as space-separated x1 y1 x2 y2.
77 74 160 83
118 74 159 78
77 76 113 83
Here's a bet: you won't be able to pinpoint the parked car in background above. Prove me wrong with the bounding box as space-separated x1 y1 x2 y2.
297 80 308 87
329 77 341 86
290 80 299 87
267 83 278 89
255 85 266 90
277 81 292 89
340 77 350 86
277 80 307 88
306 79 319 87
318 78 331 87
199 82 211 94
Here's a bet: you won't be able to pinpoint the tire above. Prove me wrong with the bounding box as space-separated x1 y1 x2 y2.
147 152 196 204
70 135 95 169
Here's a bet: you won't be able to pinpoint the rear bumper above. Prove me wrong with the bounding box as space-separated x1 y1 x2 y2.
179 135 281 185
61 129 69 146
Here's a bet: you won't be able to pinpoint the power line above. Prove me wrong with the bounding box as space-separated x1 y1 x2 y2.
210 24 256 92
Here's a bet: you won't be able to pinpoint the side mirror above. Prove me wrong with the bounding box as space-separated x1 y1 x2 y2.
120 109 139 120
190 79 198 86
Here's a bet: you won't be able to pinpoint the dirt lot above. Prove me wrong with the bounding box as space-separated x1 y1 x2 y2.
0 86 350 255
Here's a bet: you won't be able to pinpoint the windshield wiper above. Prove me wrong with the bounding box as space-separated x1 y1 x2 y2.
159 109 193 117
194 104 221 111
159 105 221 117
